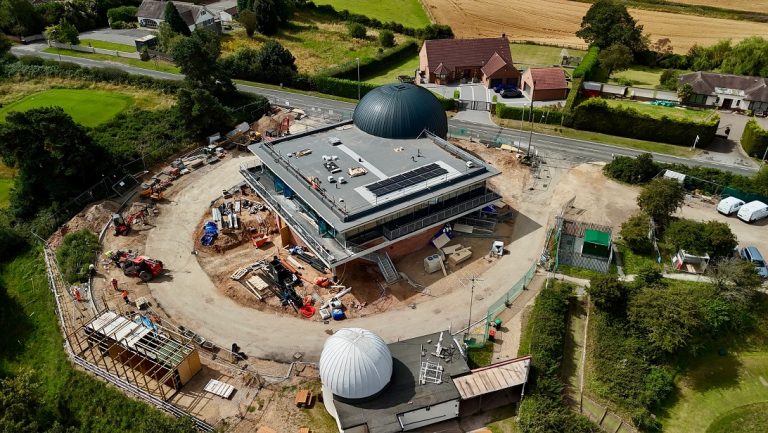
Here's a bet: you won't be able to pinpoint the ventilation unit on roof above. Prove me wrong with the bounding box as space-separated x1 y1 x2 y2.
327 176 336 183
328 137 342 146
466 161 474 168
338 177 346 184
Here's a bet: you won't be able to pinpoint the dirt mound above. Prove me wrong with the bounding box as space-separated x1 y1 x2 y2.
49 200 119 249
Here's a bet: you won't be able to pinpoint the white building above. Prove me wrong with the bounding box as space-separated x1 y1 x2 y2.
679 71 768 112
136 0 217 32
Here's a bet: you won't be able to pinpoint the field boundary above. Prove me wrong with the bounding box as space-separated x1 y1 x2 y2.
418 0 436 23
509 39 589 51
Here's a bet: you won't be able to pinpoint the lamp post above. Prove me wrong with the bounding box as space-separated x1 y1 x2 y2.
762 145 768 166
527 80 536 157
356 57 361 100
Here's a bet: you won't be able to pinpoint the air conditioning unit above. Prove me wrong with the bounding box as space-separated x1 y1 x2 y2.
327 176 336 183
337 177 346 184
466 161 474 168
322 155 331 161
328 137 342 146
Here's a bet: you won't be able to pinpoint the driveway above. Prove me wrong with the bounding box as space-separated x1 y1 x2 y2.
691 111 763 170
79 28 154 45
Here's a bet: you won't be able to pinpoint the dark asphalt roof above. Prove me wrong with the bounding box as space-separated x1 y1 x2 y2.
332 331 470 433
137 0 201 26
353 83 448 139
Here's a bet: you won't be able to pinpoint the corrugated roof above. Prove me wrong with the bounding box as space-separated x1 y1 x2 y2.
679 71 768 102
422 36 512 74
353 83 448 139
525 67 568 90
453 356 530 399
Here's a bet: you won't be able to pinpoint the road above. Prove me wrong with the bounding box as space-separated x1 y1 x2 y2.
10 45 759 176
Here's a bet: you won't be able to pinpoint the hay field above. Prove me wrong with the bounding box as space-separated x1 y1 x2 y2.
423 0 768 52
670 0 768 14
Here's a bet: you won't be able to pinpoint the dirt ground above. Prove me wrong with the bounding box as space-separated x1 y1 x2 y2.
423 0 768 52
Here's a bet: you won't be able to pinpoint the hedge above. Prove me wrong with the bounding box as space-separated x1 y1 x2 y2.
741 118 768 158
570 98 719 146
435 93 456 111
309 75 378 100
496 104 564 125
572 46 600 80
323 40 419 80
564 76 584 113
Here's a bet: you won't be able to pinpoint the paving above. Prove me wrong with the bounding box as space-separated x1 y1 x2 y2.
79 28 154 46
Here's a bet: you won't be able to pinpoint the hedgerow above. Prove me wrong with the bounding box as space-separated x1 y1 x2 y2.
56 229 100 284
496 104 564 125
572 46 600 79
741 119 768 158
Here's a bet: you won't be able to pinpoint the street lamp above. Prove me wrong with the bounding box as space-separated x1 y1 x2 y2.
527 80 536 157
356 57 361 100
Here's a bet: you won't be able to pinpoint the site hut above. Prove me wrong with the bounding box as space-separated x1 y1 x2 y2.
557 219 614 274
241 83 501 283
75 310 202 400
319 328 532 433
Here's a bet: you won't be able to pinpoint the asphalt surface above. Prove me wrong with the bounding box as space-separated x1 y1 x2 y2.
9 45 760 176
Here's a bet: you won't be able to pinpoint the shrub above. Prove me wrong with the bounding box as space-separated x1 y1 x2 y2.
621 213 654 253
56 229 100 284
741 119 768 158
434 93 456 111
107 6 138 25
664 218 737 259
658 68 680 90
588 274 629 315
347 22 366 39
572 46 600 79
603 153 659 184
496 104 564 125
570 98 719 146
453 89 459 99
310 75 377 99
378 29 394 47
563 76 583 116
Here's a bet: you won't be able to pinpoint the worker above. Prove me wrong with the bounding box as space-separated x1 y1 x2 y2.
121 290 130 305
88 264 96 278
72 286 81 302
111 278 119 291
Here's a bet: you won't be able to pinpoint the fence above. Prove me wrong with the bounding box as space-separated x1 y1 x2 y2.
568 394 638 433
721 186 768 204
460 261 538 348
49 41 141 59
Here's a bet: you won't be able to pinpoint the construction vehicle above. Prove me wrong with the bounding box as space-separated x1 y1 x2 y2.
112 208 150 236
108 250 164 282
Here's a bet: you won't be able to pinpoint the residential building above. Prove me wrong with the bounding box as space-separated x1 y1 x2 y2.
240 83 501 282
520 67 569 101
678 71 768 112
418 35 520 88
136 0 218 32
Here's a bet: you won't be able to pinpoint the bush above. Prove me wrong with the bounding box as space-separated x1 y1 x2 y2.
434 93 456 111
496 104 564 125
378 29 394 47
347 22 366 39
603 153 659 184
658 68 680 91
664 218 737 259
563 76 584 116
56 229 100 284
570 98 719 146
588 274 629 315
107 6 138 25
741 119 768 158
620 213 654 253
572 46 600 79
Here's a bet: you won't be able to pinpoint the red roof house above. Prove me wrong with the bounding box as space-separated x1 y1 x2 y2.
520 67 569 101
419 35 520 88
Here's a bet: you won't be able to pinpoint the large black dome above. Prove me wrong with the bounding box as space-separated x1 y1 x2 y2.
353 84 448 139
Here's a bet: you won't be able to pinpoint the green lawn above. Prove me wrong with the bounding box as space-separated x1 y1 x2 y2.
467 341 494 368
603 99 716 122
617 243 662 275
0 88 133 127
511 43 586 68
363 54 419 84
312 0 431 28
610 66 664 88
660 351 768 433
43 47 180 74
79 38 137 53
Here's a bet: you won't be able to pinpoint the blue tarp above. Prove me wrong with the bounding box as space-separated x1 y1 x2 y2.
201 221 218 246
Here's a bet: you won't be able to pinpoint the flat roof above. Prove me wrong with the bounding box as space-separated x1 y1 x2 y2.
332 331 470 433
248 122 499 232
453 356 530 399
584 229 611 246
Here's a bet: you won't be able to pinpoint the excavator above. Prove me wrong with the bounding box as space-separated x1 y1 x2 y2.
112 208 150 236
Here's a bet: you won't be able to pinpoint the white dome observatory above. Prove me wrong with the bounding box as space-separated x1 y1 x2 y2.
319 328 393 400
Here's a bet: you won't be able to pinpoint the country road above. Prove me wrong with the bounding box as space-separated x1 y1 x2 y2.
10 44 760 176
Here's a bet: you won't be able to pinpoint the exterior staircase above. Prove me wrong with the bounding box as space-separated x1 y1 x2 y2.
361 250 399 284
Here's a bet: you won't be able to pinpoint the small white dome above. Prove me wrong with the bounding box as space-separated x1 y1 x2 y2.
319 328 393 400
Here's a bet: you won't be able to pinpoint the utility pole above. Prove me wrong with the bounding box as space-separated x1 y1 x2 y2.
527 80 536 157
762 144 768 166
356 58 361 100
464 275 484 343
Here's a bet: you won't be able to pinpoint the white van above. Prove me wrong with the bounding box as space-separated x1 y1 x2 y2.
717 196 745 215
737 200 768 223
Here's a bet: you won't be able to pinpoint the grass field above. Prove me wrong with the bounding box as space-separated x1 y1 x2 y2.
0 88 133 127
42 47 180 74
660 351 768 433
511 43 586 68
671 0 768 14
603 99 716 122
610 66 664 88
79 39 137 53
223 11 416 74
422 0 768 52
312 0 431 28
363 55 419 84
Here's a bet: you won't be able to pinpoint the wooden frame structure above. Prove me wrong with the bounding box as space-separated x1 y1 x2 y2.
68 309 202 401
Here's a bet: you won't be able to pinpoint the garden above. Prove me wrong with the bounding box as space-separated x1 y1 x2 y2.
602 98 716 122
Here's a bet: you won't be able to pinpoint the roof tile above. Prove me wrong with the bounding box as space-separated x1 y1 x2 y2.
422 37 512 74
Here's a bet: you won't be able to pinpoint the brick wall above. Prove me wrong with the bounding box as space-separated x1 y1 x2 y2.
386 227 443 261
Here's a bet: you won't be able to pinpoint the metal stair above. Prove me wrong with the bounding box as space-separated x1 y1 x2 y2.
361 251 399 284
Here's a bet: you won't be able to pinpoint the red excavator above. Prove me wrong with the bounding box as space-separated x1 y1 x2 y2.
112 208 149 236
108 250 164 282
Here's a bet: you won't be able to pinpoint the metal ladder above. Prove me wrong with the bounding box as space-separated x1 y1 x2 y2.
362 251 400 284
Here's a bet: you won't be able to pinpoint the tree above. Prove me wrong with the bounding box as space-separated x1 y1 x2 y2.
238 9 257 37
106 6 138 25
620 212 653 253
636 178 685 226
651 38 673 58
677 82 694 104
0 31 10 56
658 69 680 91
720 36 768 77
707 257 762 305
170 29 234 95
588 274 628 315
687 39 731 72
347 22 366 39
0 108 112 218
256 39 297 82
418 23 453 40
379 29 395 47
664 219 737 259
629 286 705 353
252 0 294 36
164 1 190 36
576 0 645 53
157 22 182 53
603 153 658 184
0 0 44 36
176 88 233 136
634 264 664 288
56 18 79 45
598 43 632 76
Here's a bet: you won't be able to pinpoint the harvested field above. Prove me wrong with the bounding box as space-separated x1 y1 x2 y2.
670 0 768 14
423 0 768 52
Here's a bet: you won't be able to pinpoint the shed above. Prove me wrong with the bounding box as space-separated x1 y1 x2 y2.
581 229 611 258
663 169 686 184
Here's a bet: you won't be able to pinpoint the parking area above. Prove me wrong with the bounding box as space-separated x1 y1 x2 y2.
423 82 565 107
79 28 154 46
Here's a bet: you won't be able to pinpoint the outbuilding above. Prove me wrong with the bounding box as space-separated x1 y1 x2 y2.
520 67 569 101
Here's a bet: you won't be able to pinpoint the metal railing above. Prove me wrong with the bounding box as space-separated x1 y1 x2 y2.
382 191 501 240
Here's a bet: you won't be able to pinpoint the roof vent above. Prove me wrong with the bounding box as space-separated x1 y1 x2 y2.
327 176 336 183
466 161 474 168
338 177 346 184
328 137 342 146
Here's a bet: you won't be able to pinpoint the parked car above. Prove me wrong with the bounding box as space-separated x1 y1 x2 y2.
716 196 745 215
736 200 768 223
740 246 768 279
494 84 517 93
500 89 523 98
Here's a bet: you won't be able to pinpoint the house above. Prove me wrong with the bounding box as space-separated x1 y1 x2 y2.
418 35 520 88
204 0 238 23
678 71 768 112
240 84 501 283
136 0 218 32
520 67 569 101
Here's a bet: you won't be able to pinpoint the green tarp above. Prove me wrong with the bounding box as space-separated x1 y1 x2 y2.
583 229 611 258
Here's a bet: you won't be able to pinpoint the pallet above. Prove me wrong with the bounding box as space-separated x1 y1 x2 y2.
231 267 250 280
204 379 235 399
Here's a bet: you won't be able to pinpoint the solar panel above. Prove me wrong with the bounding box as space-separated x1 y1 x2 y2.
366 163 448 197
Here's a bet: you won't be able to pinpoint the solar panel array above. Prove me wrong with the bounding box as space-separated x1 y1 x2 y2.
365 163 448 197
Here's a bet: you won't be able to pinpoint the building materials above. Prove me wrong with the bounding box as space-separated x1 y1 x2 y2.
441 244 465 255
448 248 472 265
453 223 474 234
432 232 451 249
295 389 312 407
287 256 304 270
204 380 235 399
231 267 250 280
